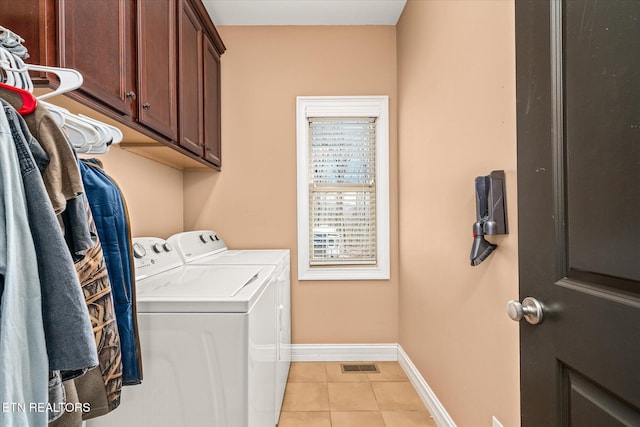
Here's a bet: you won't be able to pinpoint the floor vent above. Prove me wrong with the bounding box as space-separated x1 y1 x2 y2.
340 363 380 374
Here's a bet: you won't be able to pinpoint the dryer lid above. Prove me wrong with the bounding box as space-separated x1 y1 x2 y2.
196 249 288 266
136 265 275 313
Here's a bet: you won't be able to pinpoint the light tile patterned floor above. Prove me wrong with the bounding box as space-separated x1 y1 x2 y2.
278 362 437 427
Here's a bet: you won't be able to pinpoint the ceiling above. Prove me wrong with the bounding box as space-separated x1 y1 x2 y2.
202 0 407 26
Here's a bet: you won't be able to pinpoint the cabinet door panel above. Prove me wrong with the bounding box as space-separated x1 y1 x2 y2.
203 36 221 167
137 0 178 140
178 0 204 156
0 0 56 85
58 0 135 116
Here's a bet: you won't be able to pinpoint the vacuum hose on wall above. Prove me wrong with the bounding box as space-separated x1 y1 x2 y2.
470 220 497 266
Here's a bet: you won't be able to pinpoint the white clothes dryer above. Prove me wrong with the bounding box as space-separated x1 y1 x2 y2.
168 231 291 425
88 237 278 427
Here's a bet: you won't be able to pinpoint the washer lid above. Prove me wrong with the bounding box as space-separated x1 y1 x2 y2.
136 265 275 313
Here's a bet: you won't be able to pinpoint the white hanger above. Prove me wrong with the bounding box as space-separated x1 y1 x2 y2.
0 48 18 87
0 26 25 45
63 119 101 152
14 56 33 92
42 101 120 152
26 65 83 101
0 29 119 153
0 50 83 98
78 114 123 145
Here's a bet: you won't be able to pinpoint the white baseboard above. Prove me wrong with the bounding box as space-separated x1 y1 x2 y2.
291 343 398 362
290 343 456 427
397 345 457 427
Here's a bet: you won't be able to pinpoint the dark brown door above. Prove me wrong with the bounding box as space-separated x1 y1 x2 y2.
58 0 135 116
516 0 640 425
137 0 178 140
178 0 204 156
203 35 221 167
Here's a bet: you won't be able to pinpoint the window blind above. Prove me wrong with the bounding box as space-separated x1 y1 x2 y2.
308 117 377 266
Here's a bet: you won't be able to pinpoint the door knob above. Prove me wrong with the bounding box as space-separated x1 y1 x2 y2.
142 103 151 110
507 297 544 325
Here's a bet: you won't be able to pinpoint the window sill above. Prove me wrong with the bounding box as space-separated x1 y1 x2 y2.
298 265 390 281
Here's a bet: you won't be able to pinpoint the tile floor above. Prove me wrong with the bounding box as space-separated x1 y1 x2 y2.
278 362 437 427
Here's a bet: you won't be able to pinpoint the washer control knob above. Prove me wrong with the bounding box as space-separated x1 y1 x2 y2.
133 243 146 259
152 243 163 253
200 234 208 243
163 242 173 252
209 234 216 241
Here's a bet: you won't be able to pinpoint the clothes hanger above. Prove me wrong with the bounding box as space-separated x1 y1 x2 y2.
78 114 123 145
0 26 25 46
0 58 83 100
0 28 118 151
0 49 18 87
0 81 37 115
13 55 33 92
28 65 83 101
40 101 100 147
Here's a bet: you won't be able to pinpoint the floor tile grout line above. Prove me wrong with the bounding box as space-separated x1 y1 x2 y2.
281 361 433 426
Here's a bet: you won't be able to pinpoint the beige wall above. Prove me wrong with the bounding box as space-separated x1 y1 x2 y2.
184 25 399 343
87 11 521 423
93 146 184 238
397 1 519 426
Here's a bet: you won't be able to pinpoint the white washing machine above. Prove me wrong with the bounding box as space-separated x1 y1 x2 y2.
88 237 278 427
167 231 291 425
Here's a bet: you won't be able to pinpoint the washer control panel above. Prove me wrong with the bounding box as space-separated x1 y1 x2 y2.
167 230 227 263
132 237 184 279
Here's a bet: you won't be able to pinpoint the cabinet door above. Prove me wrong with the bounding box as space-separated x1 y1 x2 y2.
137 0 178 140
203 36 221 167
178 0 204 156
0 0 56 85
58 0 136 116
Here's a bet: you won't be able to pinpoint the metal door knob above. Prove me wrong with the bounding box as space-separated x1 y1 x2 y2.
142 103 151 110
507 297 544 325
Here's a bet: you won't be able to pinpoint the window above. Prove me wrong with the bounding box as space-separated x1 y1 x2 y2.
296 96 389 280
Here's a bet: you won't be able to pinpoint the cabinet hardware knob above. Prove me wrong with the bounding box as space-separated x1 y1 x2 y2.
142 103 151 110
126 91 137 100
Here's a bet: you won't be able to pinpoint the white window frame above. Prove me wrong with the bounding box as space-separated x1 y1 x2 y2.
296 96 390 280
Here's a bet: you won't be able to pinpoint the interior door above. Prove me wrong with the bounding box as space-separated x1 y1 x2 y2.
515 0 640 425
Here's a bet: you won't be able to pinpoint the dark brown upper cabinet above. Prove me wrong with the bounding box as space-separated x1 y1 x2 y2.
137 0 178 141
179 0 204 156
0 0 225 170
0 0 57 85
203 36 221 166
179 0 224 168
58 0 137 117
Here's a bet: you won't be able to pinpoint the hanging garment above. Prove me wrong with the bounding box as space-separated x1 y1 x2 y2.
80 158 142 385
0 89 123 418
0 102 48 427
2 101 100 424
73 195 123 418
0 87 83 215
2 100 98 378
49 380 83 427
61 194 96 262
